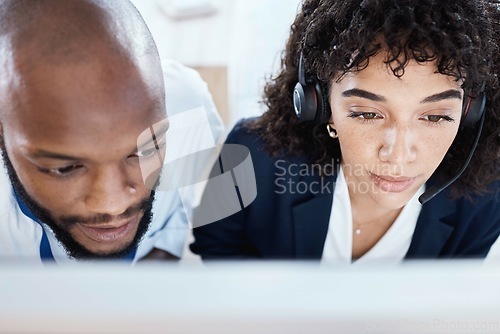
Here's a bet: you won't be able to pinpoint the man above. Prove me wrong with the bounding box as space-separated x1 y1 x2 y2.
0 0 223 263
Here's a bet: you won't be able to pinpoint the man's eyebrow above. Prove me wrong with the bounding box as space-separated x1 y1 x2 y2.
420 89 462 103
29 126 170 160
342 88 387 102
28 151 81 161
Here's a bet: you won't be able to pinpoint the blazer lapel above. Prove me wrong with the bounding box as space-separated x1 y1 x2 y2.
405 193 457 258
290 172 458 259
292 191 334 259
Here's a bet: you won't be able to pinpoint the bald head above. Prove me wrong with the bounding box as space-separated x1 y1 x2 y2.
0 0 158 66
0 0 165 125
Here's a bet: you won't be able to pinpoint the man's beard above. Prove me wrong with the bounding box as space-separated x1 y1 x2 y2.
0 147 155 260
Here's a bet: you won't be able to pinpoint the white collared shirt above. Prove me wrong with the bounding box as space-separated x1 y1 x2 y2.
321 166 425 264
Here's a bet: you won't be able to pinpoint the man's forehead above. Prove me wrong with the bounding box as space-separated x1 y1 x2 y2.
11 56 160 109
1 60 166 153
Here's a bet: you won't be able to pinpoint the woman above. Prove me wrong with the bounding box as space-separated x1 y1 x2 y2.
191 0 500 262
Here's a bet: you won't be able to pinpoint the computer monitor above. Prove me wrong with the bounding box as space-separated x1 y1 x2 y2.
1 260 499 334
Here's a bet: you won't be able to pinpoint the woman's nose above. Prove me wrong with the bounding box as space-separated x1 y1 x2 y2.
378 123 417 165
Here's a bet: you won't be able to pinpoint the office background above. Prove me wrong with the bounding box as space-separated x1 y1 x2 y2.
131 0 301 127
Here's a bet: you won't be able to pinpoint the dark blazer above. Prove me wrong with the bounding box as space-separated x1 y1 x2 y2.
190 119 500 259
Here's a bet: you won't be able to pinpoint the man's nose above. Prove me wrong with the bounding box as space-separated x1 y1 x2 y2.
84 165 138 216
378 122 417 165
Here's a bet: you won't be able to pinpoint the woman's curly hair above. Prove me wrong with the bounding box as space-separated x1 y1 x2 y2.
247 0 500 198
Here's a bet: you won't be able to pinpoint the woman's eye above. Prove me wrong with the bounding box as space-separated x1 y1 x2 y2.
39 164 83 176
423 115 455 123
347 111 383 121
360 112 378 120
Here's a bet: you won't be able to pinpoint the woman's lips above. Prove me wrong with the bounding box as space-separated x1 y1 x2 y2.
370 173 416 193
77 218 137 243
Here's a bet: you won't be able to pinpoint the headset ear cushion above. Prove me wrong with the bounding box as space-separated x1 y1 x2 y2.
461 92 486 130
313 80 331 124
293 82 318 121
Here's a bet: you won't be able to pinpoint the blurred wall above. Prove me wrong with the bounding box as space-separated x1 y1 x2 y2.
131 0 301 128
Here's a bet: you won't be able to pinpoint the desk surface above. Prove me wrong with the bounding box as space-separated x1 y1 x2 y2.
1 261 499 334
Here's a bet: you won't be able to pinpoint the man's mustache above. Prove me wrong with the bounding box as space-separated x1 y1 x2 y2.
57 196 153 226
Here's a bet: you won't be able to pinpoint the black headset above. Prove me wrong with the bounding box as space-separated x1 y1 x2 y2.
292 51 486 128
293 53 330 124
459 83 487 130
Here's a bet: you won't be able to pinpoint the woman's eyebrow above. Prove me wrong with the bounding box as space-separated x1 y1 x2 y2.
420 89 462 103
341 88 462 104
342 88 386 102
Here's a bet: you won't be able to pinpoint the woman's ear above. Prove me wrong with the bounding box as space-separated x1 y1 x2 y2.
326 123 338 139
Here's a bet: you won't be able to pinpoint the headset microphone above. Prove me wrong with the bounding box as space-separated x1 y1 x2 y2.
418 91 486 204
